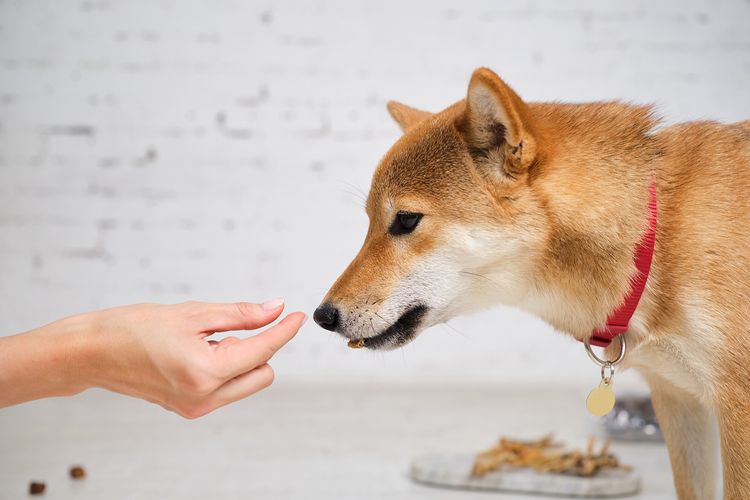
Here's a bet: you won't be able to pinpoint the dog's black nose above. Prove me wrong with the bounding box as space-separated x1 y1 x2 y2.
313 303 340 331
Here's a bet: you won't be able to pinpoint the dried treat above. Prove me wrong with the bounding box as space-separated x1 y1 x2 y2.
69 465 86 479
472 435 630 478
29 481 46 495
347 338 366 349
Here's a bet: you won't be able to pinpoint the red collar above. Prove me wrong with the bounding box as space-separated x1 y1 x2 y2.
585 181 658 348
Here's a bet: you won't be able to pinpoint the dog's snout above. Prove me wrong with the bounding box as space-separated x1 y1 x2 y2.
313 303 340 331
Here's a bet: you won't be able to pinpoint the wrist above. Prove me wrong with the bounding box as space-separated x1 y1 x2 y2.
47 312 105 396
22 312 103 399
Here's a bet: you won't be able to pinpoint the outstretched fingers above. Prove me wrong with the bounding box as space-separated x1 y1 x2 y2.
184 312 305 417
169 306 306 418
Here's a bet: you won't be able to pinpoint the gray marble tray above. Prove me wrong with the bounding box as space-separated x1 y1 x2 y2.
410 454 640 497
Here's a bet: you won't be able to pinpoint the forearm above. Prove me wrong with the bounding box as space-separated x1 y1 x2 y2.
0 314 98 408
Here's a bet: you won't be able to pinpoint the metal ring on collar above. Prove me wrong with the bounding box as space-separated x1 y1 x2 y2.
584 334 627 367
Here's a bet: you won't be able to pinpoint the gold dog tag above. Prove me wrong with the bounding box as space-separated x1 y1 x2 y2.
586 381 616 416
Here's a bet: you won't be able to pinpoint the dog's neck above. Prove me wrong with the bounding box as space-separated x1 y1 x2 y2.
518 103 662 342
587 181 657 347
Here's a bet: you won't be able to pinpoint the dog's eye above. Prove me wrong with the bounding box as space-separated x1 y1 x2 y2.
389 211 423 236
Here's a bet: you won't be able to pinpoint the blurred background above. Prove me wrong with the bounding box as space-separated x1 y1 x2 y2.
2 0 750 386
0 1 746 498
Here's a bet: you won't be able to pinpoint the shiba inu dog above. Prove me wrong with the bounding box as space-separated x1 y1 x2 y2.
313 68 750 499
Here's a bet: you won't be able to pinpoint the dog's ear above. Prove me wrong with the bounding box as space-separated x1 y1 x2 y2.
459 68 537 175
387 101 432 132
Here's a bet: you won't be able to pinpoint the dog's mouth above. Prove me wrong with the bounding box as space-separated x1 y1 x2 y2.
348 305 428 350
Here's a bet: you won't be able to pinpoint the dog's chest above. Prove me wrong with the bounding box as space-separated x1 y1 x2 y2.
627 311 720 406
631 342 710 403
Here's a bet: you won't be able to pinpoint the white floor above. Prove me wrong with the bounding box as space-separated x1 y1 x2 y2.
0 384 678 499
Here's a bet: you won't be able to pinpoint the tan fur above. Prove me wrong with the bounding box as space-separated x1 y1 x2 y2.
319 68 750 498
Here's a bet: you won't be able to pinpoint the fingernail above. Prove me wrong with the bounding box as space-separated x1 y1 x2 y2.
262 297 284 311
301 313 308 325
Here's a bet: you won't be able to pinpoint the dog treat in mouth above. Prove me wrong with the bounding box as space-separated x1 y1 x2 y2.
69 465 86 479
29 481 46 495
347 338 366 349
472 435 629 478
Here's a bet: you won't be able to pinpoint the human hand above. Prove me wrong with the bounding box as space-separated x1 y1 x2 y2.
0 300 306 417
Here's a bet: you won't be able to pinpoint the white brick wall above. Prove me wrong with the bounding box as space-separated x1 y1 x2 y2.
1 0 749 386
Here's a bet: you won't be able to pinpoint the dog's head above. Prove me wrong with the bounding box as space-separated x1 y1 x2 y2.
314 68 553 350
